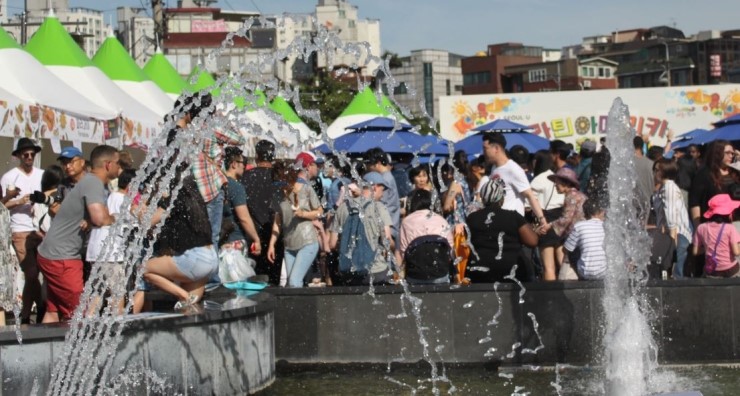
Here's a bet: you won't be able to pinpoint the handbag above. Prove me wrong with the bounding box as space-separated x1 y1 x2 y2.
454 232 470 284
218 245 256 283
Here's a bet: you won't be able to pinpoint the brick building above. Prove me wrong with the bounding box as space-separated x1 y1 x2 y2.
502 57 618 93
461 43 543 94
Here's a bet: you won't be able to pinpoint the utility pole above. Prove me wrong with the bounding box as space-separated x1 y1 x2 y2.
2 0 86 45
151 0 163 49
20 0 27 44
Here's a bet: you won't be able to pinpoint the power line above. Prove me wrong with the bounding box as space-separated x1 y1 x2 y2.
249 0 262 13
223 0 236 11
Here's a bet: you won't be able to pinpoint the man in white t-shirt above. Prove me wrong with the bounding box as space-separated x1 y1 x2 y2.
0 138 45 323
482 132 547 225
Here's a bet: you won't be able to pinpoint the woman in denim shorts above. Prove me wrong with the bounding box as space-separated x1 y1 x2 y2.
140 169 218 310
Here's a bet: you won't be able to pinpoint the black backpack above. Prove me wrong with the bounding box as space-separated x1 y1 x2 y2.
404 235 453 280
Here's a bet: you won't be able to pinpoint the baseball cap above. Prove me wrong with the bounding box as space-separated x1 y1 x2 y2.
295 151 316 168
58 146 83 160
362 171 389 189
580 140 597 154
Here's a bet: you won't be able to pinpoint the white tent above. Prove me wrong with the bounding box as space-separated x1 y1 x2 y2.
25 15 161 147
0 28 114 121
93 34 174 117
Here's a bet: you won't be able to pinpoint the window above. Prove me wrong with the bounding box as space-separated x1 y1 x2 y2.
599 67 605 77
393 83 408 95
348 20 355 28
339 10 346 18
588 67 595 77
605 68 611 78
446 79 451 95
423 63 434 116
463 71 491 86
581 66 588 76
528 69 547 83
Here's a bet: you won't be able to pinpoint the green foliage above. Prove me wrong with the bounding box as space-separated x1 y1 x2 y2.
382 50 403 69
298 71 356 133
406 113 438 136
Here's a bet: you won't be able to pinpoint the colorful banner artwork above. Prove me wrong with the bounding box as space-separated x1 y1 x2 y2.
439 85 740 146
0 99 105 144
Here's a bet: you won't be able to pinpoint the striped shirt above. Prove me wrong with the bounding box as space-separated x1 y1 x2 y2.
564 218 607 279
654 180 692 241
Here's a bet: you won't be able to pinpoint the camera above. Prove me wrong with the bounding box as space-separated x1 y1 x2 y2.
30 190 64 206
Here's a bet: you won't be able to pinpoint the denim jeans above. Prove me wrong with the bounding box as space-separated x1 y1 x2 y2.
674 234 690 279
284 242 319 287
206 192 224 283
206 192 224 251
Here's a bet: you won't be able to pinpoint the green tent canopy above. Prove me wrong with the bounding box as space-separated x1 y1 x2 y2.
269 95 302 123
0 27 21 49
92 36 150 83
326 86 408 138
143 51 187 97
188 65 217 93
337 86 394 117
25 16 94 67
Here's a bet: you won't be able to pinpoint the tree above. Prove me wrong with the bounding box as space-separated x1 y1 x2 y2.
298 70 356 133
382 50 403 69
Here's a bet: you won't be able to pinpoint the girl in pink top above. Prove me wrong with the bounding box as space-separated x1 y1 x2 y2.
692 194 740 277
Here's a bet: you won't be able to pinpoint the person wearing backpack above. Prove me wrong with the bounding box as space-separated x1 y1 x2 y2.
692 194 740 278
329 172 394 286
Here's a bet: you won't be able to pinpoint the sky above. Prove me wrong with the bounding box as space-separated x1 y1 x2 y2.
5 0 740 56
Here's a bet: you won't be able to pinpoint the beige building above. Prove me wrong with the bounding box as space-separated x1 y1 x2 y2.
4 0 107 57
116 7 156 67
389 49 464 119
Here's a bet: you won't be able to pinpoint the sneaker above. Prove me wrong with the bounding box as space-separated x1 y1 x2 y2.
174 293 200 311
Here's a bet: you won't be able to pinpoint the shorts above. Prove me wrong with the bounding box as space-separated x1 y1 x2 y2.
538 208 564 248
12 231 42 273
37 254 83 320
173 246 218 281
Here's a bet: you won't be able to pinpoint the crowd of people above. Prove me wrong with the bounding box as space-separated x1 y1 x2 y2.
0 98 739 322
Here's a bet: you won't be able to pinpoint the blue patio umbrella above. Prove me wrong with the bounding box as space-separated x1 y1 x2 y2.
472 118 532 132
313 117 451 155
455 131 550 156
712 113 740 127
692 123 740 145
670 128 709 150
346 116 415 131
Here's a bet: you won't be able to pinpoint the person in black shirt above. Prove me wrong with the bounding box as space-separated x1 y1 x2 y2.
465 178 538 283
241 140 282 285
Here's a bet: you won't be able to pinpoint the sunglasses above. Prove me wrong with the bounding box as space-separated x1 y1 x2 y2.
21 152 36 158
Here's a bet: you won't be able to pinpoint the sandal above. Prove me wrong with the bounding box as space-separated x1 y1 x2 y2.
174 293 200 311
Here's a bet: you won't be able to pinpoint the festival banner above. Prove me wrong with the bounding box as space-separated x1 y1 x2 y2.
0 98 105 144
439 85 740 147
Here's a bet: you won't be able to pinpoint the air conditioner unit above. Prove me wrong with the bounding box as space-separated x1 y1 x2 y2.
583 80 592 88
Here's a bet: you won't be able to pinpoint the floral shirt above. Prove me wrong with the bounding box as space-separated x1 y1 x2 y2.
551 188 587 237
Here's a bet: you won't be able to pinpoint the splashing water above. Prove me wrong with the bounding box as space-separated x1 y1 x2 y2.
42 13 465 394
601 98 660 396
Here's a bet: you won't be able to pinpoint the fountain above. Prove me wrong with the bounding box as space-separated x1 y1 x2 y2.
0 13 734 396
